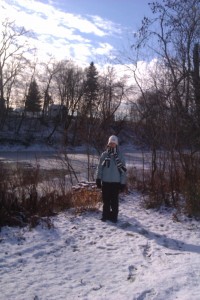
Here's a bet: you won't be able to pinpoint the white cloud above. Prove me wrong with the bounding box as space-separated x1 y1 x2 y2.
95 43 114 55
90 15 122 36
1 0 119 64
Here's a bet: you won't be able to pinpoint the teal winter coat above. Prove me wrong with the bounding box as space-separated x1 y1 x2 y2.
96 149 126 184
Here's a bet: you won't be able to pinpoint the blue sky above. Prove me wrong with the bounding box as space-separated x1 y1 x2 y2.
1 0 157 65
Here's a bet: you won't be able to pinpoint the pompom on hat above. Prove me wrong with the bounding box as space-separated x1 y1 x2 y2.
108 135 118 145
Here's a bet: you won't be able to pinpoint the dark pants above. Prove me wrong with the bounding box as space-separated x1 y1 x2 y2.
102 182 120 221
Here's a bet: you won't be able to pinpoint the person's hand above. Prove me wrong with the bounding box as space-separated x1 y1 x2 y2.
119 184 126 193
96 179 102 189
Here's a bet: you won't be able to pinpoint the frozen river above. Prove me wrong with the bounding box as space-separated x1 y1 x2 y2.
0 146 151 186
0 147 151 169
0 146 149 175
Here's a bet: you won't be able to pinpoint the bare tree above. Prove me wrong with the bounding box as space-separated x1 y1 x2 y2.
40 59 60 120
192 43 200 125
124 0 200 213
46 60 85 144
99 66 123 121
136 0 200 112
0 18 32 125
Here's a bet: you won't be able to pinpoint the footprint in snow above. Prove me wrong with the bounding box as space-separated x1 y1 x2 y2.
142 242 152 260
127 265 137 282
136 288 156 300
33 250 46 258
119 221 132 229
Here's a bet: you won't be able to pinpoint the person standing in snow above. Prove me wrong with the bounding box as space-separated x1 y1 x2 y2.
96 135 127 223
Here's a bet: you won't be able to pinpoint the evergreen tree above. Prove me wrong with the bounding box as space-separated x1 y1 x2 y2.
25 80 42 113
83 62 99 118
81 62 100 180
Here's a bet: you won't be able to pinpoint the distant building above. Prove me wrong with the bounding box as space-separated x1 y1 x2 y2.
48 104 67 120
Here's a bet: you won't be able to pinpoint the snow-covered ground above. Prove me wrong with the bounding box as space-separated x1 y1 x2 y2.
1 192 200 300
0 144 200 299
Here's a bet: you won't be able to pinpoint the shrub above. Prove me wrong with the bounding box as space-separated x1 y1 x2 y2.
127 151 200 217
0 163 102 228
71 181 101 212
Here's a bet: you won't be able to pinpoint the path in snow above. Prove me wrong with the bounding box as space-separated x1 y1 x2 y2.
1 192 200 300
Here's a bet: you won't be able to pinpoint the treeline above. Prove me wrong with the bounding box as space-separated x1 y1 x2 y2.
0 58 129 150
0 18 131 149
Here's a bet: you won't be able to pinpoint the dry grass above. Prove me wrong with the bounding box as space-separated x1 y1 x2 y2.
3 150 200 228
127 153 200 217
0 162 102 228
71 182 101 212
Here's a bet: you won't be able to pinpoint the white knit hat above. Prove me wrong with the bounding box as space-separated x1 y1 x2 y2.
108 135 118 145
